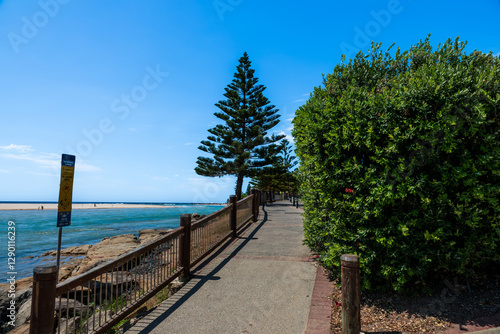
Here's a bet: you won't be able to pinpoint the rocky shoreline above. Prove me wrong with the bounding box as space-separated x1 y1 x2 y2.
0 227 182 333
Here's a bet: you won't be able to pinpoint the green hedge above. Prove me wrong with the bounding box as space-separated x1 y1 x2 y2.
293 37 500 291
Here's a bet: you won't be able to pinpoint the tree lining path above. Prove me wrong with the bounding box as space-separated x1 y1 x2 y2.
125 201 332 334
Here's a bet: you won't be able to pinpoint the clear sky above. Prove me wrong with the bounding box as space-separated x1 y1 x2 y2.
1 0 499 203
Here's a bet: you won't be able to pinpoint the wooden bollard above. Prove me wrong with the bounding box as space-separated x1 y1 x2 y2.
341 254 360 334
230 195 237 237
30 265 58 334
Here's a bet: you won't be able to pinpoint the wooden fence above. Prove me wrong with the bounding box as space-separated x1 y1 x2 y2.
29 190 261 334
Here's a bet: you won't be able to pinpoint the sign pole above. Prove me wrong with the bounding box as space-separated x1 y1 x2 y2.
56 227 63 279
55 154 76 282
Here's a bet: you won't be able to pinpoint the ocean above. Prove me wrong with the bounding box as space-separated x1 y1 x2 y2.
1 203 225 280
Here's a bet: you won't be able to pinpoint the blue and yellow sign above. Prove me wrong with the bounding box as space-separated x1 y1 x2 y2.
57 154 75 227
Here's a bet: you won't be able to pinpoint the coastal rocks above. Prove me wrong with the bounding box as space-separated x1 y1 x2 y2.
14 300 31 327
42 244 91 257
72 234 140 276
81 310 113 331
0 285 32 332
58 262 81 282
0 287 9 320
7 323 29 334
89 271 137 301
56 317 81 334
138 229 173 244
55 298 91 318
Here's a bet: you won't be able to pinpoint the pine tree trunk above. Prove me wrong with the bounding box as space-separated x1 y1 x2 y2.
235 173 244 200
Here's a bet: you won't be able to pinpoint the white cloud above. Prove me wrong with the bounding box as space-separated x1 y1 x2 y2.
0 169 10 173
276 131 294 144
292 99 305 103
494 52 500 57
0 152 60 169
0 144 33 153
0 148 100 172
76 161 101 172
184 142 194 146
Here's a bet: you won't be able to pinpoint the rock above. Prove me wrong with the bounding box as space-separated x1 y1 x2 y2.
0 287 10 322
6 322 29 334
64 244 92 255
56 316 81 334
0 284 32 325
15 289 32 307
138 229 173 244
42 244 91 257
58 263 80 282
191 213 201 220
1 277 33 292
86 271 138 301
55 298 91 318
15 299 31 326
82 310 113 330
72 234 139 275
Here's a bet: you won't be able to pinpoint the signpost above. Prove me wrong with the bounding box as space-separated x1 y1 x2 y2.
56 154 75 281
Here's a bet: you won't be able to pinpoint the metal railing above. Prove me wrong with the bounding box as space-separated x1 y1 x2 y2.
30 189 261 334
190 205 232 267
54 229 183 334
236 196 253 229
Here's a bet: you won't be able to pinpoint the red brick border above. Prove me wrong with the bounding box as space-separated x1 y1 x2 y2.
305 265 333 334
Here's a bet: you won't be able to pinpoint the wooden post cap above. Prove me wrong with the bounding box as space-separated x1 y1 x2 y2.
341 254 359 262
34 265 58 275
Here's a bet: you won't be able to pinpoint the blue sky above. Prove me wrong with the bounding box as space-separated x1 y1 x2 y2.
0 0 499 203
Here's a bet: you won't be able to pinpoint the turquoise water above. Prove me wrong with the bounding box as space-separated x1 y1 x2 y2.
1 204 224 280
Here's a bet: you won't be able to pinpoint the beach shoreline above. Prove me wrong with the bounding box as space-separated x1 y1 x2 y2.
0 203 225 211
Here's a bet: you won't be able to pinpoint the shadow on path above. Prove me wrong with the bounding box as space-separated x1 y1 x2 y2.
128 206 271 333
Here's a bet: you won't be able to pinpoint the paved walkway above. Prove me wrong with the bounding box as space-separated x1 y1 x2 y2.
126 201 330 334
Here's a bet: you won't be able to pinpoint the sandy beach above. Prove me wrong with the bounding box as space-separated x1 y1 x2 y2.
0 203 173 211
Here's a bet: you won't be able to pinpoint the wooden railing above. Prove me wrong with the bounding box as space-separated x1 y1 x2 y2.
29 189 261 334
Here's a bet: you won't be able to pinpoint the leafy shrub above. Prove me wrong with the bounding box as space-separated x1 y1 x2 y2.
293 36 500 291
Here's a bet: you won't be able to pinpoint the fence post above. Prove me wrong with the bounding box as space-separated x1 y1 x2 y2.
230 195 237 237
257 190 260 217
251 189 258 222
30 265 57 334
296 196 299 209
341 254 360 334
180 214 192 280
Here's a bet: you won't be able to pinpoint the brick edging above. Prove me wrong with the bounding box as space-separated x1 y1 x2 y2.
305 265 333 334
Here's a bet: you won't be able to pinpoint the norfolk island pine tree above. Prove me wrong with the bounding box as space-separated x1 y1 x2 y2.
195 52 284 199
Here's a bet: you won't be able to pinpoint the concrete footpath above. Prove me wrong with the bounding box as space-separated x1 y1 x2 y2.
125 201 330 334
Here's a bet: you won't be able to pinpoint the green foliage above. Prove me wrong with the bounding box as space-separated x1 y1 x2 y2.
250 139 299 192
293 36 500 292
195 52 284 199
